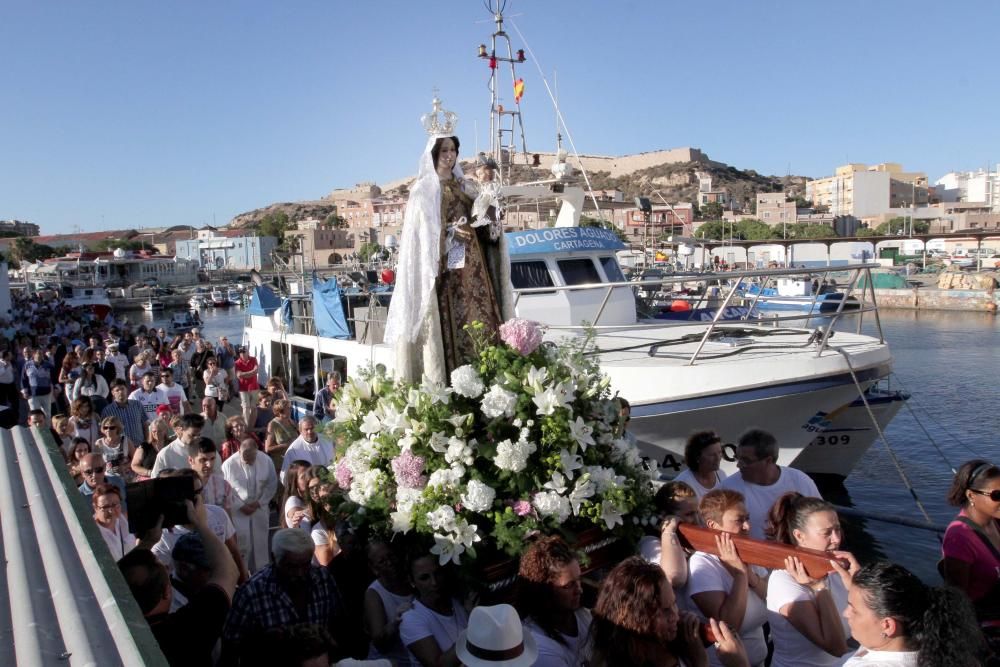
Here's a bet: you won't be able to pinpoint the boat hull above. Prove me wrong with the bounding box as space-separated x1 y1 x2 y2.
626 364 889 477
790 388 908 479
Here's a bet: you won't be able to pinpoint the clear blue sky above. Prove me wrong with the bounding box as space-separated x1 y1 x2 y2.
2 1 997 235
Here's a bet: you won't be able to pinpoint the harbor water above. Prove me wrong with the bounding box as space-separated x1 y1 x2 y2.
135 305 1000 582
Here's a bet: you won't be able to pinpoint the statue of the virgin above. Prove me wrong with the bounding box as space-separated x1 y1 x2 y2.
384 97 514 384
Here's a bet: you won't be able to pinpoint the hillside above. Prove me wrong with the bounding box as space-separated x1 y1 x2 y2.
227 149 812 227
229 200 339 229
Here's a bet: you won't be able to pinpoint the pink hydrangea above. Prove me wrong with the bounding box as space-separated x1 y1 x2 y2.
390 450 428 489
335 460 353 490
512 499 534 516
499 318 543 356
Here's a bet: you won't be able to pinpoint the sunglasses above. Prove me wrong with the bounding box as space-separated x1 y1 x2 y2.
81 468 103 476
102 426 119 431
970 488 1000 502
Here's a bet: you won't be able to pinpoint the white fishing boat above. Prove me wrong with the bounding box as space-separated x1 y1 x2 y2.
168 310 201 335
226 287 243 306
141 298 164 312
210 289 229 307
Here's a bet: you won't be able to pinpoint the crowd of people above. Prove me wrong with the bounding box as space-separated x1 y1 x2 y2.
3 291 998 666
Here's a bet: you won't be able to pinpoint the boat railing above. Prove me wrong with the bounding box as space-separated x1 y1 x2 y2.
279 263 885 366
510 263 885 365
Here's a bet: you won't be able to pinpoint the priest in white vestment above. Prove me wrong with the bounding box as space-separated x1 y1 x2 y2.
221 438 277 573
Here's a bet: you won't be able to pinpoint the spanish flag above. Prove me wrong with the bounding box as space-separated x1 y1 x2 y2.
514 78 525 103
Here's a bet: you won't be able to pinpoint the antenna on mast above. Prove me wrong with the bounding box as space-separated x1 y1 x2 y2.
477 0 529 185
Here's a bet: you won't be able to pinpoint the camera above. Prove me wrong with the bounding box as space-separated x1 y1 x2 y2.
125 476 196 536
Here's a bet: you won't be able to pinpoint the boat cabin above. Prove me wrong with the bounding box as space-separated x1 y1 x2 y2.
507 227 636 327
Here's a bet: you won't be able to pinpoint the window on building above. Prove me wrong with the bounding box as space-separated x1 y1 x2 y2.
510 260 554 291
557 258 601 287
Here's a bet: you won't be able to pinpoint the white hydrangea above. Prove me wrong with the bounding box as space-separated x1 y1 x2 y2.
461 479 496 513
480 384 518 419
348 469 387 505
426 505 457 532
450 365 485 398
532 490 572 523
494 438 536 472
427 464 466 489
445 437 474 466
344 439 378 476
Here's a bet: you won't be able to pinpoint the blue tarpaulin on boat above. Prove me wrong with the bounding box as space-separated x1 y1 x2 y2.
312 276 351 340
247 286 282 316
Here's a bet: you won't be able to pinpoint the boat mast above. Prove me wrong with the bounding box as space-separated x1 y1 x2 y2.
479 0 529 186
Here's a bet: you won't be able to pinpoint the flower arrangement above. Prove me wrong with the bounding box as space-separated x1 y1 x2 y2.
323 318 655 566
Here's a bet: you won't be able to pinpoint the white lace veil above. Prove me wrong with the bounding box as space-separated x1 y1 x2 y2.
384 135 464 344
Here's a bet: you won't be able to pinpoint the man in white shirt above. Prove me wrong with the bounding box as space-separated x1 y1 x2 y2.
280 416 334 484
200 396 227 447
222 438 277 573
720 428 821 539
151 413 205 477
107 343 129 384
129 372 167 422
156 367 190 416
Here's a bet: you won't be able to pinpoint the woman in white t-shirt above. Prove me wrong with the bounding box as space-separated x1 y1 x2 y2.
841 560 981 667
687 489 768 667
365 540 416 666
674 430 728 498
516 535 592 667
637 480 701 592
399 553 469 667
765 493 859 667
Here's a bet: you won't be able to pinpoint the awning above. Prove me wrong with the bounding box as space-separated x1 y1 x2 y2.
247 285 282 316
0 427 167 665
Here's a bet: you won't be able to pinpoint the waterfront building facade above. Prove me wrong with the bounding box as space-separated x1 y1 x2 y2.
174 233 277 271
935 167 1000 212
807 163 929 218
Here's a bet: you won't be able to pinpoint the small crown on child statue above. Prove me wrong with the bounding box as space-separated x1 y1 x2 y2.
421 95 458 136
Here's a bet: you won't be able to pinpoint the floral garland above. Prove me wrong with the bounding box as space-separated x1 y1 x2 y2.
323 318 656 566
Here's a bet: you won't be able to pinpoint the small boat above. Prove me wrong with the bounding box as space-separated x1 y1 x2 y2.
226 287 243 306
168 310 201 335
142 299 164 312
740 278 860 313
210 289 229 307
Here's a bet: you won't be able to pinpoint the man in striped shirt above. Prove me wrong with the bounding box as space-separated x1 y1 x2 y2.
101 378 147 445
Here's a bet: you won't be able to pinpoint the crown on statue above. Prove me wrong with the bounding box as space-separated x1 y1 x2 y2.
421 95 458 136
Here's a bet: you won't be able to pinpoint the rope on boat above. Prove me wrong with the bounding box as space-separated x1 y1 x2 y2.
834 348 938 532
587 327 817 359
889 371 987 464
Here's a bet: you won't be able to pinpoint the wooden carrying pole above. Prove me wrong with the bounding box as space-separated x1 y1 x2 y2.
677 524 848 579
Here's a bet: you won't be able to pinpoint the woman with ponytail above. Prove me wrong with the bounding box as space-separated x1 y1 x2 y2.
765 493 860 667
841 560 981 666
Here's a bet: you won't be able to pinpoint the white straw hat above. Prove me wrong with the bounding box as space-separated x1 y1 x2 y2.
455 604 538 667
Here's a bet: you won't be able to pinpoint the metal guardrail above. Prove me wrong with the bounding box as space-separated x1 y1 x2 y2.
277 263 887 366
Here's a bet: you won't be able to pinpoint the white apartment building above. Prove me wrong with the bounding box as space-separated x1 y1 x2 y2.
935 167 1000 212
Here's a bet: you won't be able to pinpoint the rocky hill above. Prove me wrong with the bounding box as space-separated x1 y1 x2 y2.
229 200 339 229
227 148 812 227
